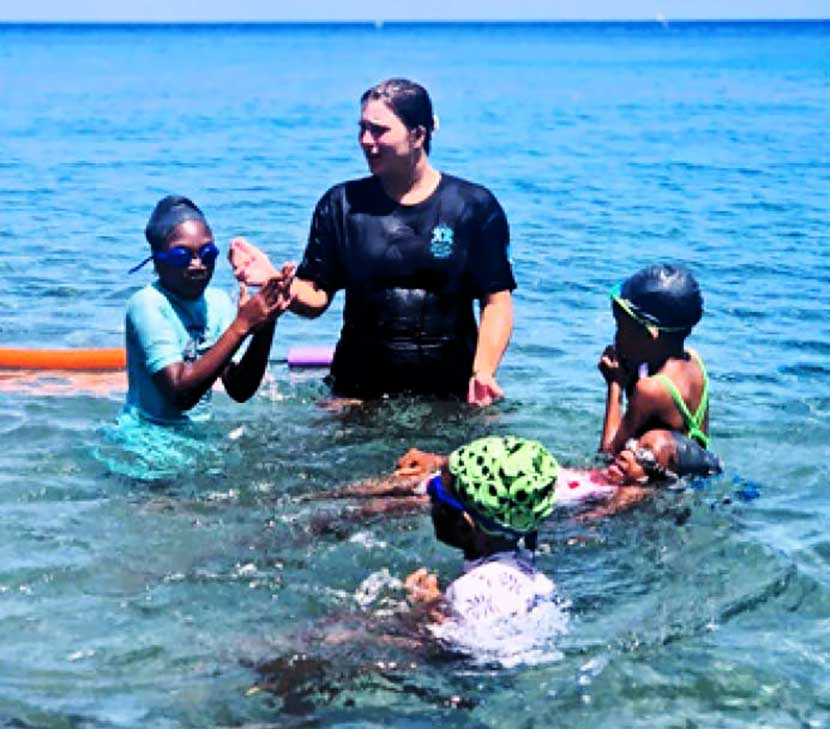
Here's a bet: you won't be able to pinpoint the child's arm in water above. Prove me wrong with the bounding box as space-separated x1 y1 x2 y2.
303 449 446 535
310 449 447 502
575 484 652 521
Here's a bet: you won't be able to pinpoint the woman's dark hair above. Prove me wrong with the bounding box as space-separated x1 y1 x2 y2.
361 78 435 154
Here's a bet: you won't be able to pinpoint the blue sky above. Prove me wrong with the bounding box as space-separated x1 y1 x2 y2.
2 1 829 22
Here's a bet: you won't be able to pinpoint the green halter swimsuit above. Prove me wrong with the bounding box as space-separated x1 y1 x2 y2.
655 350 710 449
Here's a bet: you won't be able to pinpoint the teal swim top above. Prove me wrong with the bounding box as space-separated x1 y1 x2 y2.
655 350 710 449
124 281 235 424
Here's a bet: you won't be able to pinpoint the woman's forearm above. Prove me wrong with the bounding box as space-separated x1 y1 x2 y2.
288 278 331 318
472 291 513 376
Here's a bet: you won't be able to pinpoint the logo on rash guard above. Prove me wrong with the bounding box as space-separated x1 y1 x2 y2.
430 224 454 259
183 326 207 362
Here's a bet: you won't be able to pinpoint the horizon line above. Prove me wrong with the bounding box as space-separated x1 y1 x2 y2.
1 18 828 25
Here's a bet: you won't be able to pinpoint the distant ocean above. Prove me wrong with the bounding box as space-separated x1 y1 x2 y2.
1 21 829 727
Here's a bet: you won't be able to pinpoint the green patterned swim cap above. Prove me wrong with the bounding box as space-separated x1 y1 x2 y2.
448 436 559 535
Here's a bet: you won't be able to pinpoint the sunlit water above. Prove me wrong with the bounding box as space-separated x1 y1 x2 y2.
1 21 829 727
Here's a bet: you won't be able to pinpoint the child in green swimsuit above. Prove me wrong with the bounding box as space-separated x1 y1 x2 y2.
598 264 712 456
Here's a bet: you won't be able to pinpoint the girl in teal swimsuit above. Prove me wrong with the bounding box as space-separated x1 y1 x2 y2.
598 264 713 455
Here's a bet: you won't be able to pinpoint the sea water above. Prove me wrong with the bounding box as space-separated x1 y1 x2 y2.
1 21 829 727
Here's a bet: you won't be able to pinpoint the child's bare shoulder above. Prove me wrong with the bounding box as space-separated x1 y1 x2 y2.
656 352 705 391
632 374 670 402
630 375 679 424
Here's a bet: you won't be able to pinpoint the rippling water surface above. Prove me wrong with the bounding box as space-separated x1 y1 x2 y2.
1 21 829 727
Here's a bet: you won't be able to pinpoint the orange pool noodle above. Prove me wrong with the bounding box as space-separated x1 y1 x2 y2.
0 348 127 371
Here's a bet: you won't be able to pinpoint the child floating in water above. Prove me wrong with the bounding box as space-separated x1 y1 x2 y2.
381 434 717 661
311 426 721 533
599 264 713 456
123 195 293 424
256 433 720 681
394 434 722 662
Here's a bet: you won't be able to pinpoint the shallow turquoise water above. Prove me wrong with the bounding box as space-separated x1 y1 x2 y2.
1 21 830 727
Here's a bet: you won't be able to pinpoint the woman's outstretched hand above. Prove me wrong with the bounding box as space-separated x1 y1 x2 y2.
229 237 281 286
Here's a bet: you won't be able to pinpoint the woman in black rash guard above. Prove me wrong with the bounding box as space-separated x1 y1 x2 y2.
238 79 516 405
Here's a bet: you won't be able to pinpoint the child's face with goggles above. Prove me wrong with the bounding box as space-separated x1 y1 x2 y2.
606 447 650 484
155 220 217 300
607 435 675 485
612 303 658 370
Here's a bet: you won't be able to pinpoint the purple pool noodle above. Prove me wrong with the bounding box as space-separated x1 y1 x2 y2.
286 346 335 368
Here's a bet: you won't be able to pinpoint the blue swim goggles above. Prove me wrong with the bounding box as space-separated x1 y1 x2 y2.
129 243 220 274
425 473 528 543
426 473 468 513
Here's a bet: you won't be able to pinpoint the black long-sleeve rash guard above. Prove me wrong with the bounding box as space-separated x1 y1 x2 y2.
296 173 516 399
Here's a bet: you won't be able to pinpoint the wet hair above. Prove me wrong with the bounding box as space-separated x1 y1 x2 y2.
361 78 435 154
145 195 208 251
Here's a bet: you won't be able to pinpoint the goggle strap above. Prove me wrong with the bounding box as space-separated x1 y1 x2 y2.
427 474 467 512
609 287 688 334
428 474 535 542
128 255 153 274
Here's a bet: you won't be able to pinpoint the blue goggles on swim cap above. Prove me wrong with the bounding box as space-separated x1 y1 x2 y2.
426 474 527 541
427 473 467 513
128 243 220 274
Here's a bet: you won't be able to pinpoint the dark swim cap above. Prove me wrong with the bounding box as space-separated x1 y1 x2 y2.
671 432 723 478
145 195 207 250
612 264 703 332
